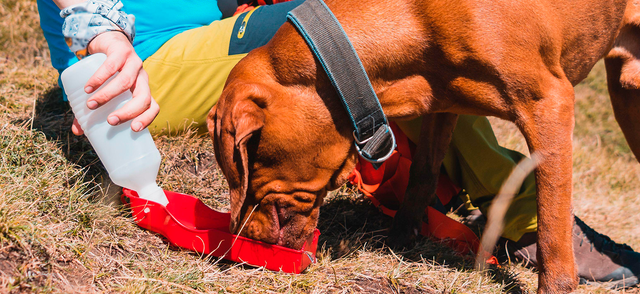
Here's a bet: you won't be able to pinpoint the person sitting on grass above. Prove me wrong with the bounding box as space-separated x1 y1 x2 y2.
38 0 640 289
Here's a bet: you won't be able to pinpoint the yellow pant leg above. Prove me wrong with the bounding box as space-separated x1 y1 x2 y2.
395 115 538 242
143 13 246 135
142 0 303 135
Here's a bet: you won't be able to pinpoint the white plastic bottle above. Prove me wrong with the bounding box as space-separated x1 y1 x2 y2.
61 53 169 206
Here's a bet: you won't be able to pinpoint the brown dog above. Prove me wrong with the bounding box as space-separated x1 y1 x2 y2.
208 0 640 292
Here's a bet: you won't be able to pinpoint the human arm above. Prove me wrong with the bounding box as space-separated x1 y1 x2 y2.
53 0 159 135
52 0 83 8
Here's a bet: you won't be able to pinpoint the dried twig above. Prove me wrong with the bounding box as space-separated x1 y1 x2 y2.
475 153 542 270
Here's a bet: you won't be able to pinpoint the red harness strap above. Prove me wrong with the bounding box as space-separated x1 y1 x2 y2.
349 123 498 264
234 0 292 15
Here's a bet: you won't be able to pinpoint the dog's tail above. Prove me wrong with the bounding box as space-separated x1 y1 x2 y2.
475 152 542 270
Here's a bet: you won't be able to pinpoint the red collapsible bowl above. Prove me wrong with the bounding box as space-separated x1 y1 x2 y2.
122 188 320 274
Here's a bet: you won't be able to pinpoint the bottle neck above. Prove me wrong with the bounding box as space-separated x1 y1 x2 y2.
137 184 168 206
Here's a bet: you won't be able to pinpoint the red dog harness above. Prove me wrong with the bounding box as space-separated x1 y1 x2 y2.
235 0 497 265
350 123 498 264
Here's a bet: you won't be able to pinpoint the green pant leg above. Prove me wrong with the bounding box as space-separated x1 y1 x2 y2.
442 115 537 242
395 115 538 241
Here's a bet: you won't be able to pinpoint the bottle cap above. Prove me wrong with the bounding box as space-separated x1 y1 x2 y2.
60 53 107 97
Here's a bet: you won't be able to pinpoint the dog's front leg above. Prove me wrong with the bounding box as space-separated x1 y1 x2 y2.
518 78 578 293
388 113 458 248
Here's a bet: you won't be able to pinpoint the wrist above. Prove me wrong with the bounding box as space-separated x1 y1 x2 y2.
60 0 135 59
87 30 130 55
53 0 88 10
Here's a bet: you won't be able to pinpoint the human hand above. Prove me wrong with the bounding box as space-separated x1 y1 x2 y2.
72 31 159 135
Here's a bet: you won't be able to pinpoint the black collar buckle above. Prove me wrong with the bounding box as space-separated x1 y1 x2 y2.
287 0 396 166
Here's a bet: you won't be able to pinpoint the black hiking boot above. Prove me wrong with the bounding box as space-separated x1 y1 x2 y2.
497 216 640 290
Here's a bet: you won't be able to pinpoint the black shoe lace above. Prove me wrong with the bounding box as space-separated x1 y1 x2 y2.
575 216 633 257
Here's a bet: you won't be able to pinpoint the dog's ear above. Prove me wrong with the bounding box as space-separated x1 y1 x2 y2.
228 99 265 232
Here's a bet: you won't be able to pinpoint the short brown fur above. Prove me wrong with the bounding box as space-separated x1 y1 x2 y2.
208 0 640 292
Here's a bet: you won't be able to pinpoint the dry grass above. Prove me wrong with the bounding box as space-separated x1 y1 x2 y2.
1 0 639 293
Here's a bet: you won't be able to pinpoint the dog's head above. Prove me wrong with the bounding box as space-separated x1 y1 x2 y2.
207 48 358 249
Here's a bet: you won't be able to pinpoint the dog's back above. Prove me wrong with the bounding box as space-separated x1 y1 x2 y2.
269 0 629 119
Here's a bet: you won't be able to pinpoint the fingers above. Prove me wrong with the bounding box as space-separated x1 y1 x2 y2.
131 98 160 132
72 118 84 136
108 69 159 131
86 52 142 109
83 32 141 109
84 49 125 96
72 32 157 134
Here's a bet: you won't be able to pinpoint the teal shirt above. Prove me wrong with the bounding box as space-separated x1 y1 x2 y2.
124 1 222 62
38 0 223 72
